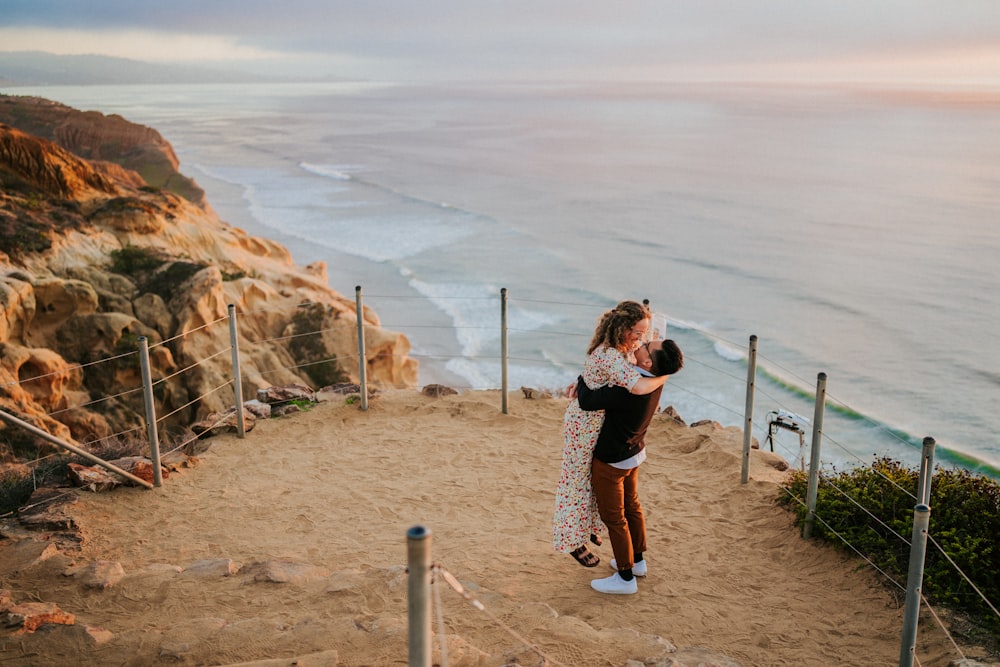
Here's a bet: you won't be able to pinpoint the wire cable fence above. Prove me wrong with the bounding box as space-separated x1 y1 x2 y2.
1 287 997 664
657 319 997 658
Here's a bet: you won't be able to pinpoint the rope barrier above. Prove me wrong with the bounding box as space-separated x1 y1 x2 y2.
153 313 229 348
45 384 144 417
0 487 80 520
775 485 906 593
154 379 233 425
817 472 913 546
434 564 565 667
0 291 994 664
0 349 137 392
777 476 999 657
927 534 1000 620
919 592 967 662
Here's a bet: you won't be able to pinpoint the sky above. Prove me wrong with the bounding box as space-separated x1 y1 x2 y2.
2 0 1000 84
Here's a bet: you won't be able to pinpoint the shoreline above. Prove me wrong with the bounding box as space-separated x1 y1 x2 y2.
179 165 1000 477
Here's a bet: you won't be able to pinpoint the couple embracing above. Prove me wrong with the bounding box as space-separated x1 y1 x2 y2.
552 300 683 595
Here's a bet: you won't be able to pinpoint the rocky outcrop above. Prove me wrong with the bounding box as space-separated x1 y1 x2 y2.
0 95 204 205
0 101 418 460
0 123 119 200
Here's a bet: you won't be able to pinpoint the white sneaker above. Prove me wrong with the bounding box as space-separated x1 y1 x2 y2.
591 572 638 595
610 558 647 577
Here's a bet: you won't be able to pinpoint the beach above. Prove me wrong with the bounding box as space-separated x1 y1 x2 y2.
0 389 978 666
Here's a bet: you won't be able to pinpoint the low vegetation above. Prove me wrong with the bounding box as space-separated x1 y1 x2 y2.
0 194 83 258
108 244 166 275
108 245 207 301
288 303 350 388
0 435 149 517
778 458 1000 647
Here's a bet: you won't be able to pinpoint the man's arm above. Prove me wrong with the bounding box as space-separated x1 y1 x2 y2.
575 375 631 411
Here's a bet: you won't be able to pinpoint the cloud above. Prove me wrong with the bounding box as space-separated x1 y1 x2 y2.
3 0 1000 83
0 28 283 62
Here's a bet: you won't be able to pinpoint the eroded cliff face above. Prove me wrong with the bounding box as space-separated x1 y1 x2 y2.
0 102 417 458
0 95 204 205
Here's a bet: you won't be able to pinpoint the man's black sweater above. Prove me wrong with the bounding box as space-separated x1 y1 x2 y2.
576 376 663 465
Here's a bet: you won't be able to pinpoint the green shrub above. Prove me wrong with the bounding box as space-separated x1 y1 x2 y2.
778 458 1000 639
143 261 205 302
0 424 49 462
0 435 148 516
0 458 71 516
85 434 148 462
108 246 207 302
109 245 165 276
23 192 44 210
288 303 350 388
0 217 52 257
0 467 35 515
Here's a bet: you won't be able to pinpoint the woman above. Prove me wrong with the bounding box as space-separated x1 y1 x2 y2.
551 300 671 567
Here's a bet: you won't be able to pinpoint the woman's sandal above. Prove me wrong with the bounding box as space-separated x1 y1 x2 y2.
571 545 600 568
590 533 602 547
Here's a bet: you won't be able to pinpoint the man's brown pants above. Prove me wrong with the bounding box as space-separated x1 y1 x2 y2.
591 458 646 572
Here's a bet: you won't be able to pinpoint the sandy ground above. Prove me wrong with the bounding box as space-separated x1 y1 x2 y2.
0 389 988 666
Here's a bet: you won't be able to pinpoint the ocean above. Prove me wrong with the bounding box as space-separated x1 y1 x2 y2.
5 80 999 478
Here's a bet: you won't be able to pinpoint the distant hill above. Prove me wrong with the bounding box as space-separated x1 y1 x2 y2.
0 51 277 86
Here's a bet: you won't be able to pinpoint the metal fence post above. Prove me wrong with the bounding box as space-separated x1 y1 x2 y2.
500 288 509 414
917 437 936 506
355 286 368 411
899 504 931 667
228 304 246 439
741 334 758 484
407 525 432 667
137 336 163 487
803 372 827 539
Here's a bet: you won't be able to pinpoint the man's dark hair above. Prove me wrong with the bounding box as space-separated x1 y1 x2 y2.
650 339 683 376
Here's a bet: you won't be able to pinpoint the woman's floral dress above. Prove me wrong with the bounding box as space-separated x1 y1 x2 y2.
552 345 640 553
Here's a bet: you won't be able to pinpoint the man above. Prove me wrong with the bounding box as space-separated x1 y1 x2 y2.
575 339 683 595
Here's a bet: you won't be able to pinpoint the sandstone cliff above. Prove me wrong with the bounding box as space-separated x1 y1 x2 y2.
0 95 205 206
0 99 417 459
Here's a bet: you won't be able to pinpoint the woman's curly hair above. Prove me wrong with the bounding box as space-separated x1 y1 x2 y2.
586 300 651 355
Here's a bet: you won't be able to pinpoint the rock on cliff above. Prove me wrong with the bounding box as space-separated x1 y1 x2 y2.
0 100 417 458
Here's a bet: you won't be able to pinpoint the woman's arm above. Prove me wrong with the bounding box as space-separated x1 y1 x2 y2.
629 373 668 395
592 345 666 396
